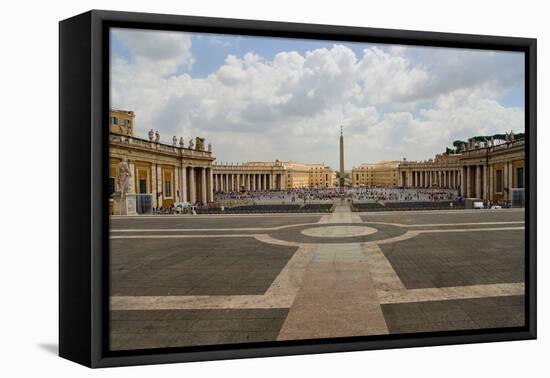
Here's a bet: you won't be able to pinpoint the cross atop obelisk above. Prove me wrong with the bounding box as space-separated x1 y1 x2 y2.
339 125 345 191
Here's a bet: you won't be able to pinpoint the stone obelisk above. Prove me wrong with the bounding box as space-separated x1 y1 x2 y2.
339 125 345 191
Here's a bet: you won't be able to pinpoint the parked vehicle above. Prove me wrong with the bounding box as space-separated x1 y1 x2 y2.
173 201 192 213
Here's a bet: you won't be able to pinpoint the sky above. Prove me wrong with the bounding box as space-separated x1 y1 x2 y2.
110 28 525 170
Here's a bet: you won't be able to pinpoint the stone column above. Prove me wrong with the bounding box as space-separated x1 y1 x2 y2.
488 164 493 202
463 166 468 197
502 162 510 200
157 164 163 207
483 164 488 201
128 161 136 194
174 165 180 201
475 165 482 198
464 165 473 197
200 167 207 204
189 167 196 204
208 168 214 202
181 166 187 202
456 170 460 190
151 163 158 208
508 162 514 192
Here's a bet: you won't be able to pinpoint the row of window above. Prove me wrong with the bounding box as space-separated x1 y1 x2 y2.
110 117 132 127
108 177 173 198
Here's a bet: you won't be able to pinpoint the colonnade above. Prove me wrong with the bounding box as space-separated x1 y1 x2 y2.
152 165 213 206
212 172 285 192
400 169 461 190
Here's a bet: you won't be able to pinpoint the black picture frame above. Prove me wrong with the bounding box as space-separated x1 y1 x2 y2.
59 9 537 368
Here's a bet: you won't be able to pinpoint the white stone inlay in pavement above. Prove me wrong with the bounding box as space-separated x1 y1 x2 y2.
377 282 525 304
301 225 378 238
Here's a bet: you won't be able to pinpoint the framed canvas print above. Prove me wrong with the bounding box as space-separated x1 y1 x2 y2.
59 10 537 368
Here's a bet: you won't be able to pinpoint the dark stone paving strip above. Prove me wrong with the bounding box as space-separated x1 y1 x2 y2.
110 309 289 350
379 230 524 289
381 295 525 334
361 210 524 225
110 216 321 230
110 238 297 296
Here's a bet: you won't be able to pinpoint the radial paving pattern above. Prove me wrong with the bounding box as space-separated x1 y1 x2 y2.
109 205 526 350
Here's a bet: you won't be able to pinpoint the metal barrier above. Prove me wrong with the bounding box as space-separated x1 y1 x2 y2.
510 188 525 208
135 194 153 214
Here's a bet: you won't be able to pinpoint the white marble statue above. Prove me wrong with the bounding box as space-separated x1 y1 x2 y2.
116 158 132 197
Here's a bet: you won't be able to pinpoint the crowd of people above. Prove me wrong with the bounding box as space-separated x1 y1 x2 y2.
214 188 345 204
212 186 460 205
349 187 459 202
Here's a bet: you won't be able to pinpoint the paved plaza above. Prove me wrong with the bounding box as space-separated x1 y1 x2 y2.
109 205 525 350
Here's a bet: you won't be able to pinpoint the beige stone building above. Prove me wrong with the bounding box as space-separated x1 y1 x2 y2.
212 161 335 191
109 110 336 212
109 109 135 136
109 110 215 209
351 161 400 187
458 138 525 203
398 137 525 202
353 135 525 204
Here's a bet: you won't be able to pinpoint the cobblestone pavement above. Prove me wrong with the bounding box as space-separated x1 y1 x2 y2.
110 206 525 350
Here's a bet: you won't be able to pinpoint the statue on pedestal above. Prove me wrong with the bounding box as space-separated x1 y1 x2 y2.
116 158 132 197
155 131 160 143
172 136 177 146
208 143 212 152
179 137 185 148
148 129 154 141
189 139 194 149
195 137 205 151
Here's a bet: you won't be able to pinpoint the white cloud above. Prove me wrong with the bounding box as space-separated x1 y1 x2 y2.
110 31 524 169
